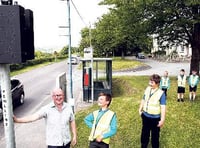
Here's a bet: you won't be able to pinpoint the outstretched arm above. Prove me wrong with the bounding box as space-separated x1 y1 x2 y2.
13 113 40 123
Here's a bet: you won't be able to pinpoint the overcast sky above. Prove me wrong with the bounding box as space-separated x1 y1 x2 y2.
16 0 108 50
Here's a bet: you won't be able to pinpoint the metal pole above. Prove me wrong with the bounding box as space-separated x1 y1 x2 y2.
67 0 74 110
89 24 94 103
0 64 16 148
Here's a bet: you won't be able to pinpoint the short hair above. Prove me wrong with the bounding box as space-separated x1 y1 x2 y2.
99 92 112 107
180 69 185 72
150 74 161 84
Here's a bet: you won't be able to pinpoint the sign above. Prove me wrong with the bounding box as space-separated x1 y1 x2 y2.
84 47 93 59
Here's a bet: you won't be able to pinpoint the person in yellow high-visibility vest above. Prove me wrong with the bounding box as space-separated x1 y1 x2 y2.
84 93 117 148
160 71 170 97
188 70 199 101
139 74 166 148
177 69 187 102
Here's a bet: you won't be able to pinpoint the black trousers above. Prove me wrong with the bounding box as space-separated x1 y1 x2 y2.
161 88 167 96
141 113 160 148
48 142 71 148
89 141 109 148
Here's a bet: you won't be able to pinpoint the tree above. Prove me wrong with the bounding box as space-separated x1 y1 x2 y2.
138 0 200 72
79 27 91 52
99 0 200 72
94 0 152 58
59 46 78 56
78 0 153 58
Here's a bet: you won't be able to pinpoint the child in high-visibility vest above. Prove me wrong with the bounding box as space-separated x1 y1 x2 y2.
139 74 166 148
177 69 187 102
160 71 170 97
84 93 117 148
188 70 199 101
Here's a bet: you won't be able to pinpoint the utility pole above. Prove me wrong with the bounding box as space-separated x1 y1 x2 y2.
67 0 74 111
89 23 94 103
0 64 16 148
60 0 73 110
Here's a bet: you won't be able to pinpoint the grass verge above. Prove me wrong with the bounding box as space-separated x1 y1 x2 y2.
75 76 200 148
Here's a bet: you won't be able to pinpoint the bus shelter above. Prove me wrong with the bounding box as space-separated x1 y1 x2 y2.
81 58 112 102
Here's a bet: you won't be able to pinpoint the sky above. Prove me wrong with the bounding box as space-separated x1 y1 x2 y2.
15 0 109 51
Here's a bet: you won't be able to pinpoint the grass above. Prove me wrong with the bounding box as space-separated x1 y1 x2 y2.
79 57 146 71
112 57 146 71
9 58 199 147
75 76 200 148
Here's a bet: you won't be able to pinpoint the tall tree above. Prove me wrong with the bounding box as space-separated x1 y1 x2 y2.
138 0 200 72
79 27 91 52
95 0 152 58
100 0 200 72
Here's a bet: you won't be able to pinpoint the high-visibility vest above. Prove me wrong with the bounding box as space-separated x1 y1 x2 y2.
143 86 163 115
189 75 199 87
177 75 186 87
161 77 169 88
89 110 115 144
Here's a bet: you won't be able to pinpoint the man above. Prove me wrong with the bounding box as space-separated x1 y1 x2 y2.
13 88 77 148
139 74 166 148
84 93 117 148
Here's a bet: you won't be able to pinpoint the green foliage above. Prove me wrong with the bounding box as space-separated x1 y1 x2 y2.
79 0 200 72
60 46 79 56
79 27 91 49
10 56 67 73
78 57 146 71
75 76 200 147
79 1 152 58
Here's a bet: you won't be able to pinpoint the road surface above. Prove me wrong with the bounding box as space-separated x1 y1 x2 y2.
113 57 190 76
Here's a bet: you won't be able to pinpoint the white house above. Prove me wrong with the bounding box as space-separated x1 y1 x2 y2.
152 34 192 58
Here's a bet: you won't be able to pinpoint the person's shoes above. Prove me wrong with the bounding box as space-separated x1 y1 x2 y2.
181 98 184 102
177 99 180 102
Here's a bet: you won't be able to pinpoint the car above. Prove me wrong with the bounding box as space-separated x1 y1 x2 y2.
67 57 79 65
136 53 145 59
0 79 25 120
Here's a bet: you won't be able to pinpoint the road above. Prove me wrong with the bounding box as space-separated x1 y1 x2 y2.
0 60 82 147
113 57 190 76
0 58 190 147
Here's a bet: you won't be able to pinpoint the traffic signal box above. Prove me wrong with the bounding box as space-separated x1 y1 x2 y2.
0 5 34 63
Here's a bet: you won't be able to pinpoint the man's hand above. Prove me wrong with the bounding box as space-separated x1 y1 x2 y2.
13 115 18 122
71 136 77 147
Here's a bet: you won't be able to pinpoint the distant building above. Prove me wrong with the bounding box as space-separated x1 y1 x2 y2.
152 35 192 58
